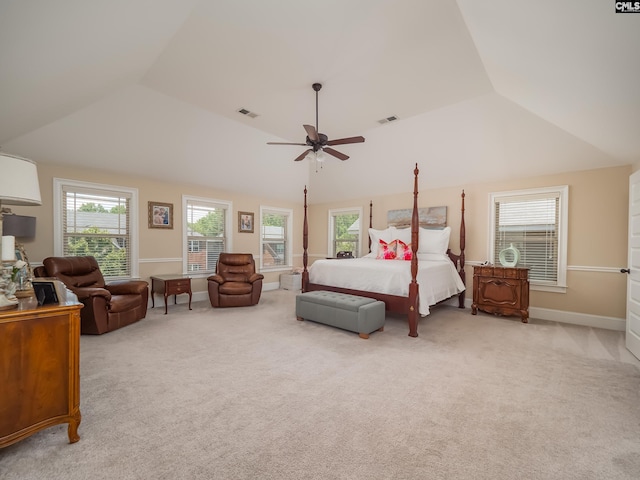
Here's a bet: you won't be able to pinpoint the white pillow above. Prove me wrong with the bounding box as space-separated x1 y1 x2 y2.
418 226 451 254
368 228 392 253
390 226 412 244
417 252 450 262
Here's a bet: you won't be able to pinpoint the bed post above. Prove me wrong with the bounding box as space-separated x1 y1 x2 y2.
458 190 466 308
302 185 309 293
368 200 373 252
408 163 420 337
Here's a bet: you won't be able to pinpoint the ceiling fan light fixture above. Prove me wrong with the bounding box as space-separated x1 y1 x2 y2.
267 83 365 162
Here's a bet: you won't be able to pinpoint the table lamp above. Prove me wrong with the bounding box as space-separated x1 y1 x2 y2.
0 153 42 305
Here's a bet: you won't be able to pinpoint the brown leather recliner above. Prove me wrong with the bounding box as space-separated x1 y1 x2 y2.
36 256 149 334
207 253 264 307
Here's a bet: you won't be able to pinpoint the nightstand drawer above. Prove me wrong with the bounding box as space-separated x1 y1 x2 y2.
167 280 190 288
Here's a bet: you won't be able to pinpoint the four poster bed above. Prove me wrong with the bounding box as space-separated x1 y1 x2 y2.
301 164 467 337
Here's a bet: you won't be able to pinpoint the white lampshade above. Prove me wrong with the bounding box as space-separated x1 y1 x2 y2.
0 153 42 206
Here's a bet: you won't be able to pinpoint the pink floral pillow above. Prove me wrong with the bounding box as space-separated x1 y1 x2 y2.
376 239 397 259
396 240 413 261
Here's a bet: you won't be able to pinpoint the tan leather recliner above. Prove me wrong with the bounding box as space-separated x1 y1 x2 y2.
36 256 149 334
207 253 264 307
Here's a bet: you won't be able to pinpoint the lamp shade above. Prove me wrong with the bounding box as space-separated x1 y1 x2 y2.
0 153 42 206
2 214 36 238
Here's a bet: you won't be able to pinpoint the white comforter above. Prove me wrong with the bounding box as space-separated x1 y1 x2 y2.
308 257 465 316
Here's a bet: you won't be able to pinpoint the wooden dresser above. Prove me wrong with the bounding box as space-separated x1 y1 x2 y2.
0 297 83 448
471 266 529 323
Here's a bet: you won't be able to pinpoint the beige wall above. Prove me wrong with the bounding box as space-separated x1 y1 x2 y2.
8 162 632 318
9 163 304 296
307 165 632 319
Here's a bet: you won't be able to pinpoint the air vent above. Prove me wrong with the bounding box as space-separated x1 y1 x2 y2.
237 108 259 119
378 115 399 125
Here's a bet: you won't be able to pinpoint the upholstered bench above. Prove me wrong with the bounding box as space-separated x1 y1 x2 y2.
296 290 385 339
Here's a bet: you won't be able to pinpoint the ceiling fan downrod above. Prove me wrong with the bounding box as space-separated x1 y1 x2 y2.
313 83 322 134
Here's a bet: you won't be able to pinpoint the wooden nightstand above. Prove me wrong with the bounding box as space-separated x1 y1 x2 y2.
150 275 192 314
471 266 529 323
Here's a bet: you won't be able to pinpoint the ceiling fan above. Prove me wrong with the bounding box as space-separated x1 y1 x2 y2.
267 83 365 162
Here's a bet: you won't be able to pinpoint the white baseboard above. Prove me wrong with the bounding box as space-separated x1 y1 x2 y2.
445 297 625 331
152 287 627 331
263 281 281 292
528 306 625 331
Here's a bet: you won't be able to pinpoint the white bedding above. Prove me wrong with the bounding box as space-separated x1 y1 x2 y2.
308 257 465 316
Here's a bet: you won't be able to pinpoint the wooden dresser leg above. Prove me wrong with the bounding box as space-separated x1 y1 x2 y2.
68 410 81 443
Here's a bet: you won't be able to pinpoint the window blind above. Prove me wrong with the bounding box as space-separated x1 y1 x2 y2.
261 211 288 267
62 186 132 278
493 194 560 283
186 200 227 274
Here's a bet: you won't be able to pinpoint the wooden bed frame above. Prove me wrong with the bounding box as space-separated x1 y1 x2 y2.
301 164 466 337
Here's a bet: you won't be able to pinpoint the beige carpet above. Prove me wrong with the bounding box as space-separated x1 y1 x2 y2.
1 289 639 480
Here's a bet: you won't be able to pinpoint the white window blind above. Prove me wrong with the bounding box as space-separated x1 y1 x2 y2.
185 199 228 274
60 184 133 279
490 186 568 290
260 207 292 270
329 209 361 257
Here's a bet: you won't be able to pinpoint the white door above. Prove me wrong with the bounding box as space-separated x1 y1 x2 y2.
626 170 640 360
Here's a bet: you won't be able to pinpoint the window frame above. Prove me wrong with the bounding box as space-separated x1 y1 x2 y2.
489 185 569 293
259 206 293 272
182 195 233 276
53 178 139 279
328 207 363 258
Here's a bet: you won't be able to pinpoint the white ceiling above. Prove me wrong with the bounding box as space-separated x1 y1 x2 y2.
1 0 638 204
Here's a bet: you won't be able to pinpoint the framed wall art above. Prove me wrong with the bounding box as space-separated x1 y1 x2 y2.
238 211 254 233
148 201 173 229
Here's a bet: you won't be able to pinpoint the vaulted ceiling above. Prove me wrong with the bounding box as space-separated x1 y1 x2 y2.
1 1 638 204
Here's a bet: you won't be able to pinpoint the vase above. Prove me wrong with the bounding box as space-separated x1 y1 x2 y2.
499 243 520 267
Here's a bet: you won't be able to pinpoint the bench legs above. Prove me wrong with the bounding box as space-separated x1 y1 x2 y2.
300 316 384 340
358 326 383 340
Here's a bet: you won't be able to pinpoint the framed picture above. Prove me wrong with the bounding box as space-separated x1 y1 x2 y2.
148 201 173 229
238 211 254 233
32 280 60 306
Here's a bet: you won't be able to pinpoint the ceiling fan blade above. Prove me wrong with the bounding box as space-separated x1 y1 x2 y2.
294 149 313 162
323 147 349 161
303 124 319 143
326 136 365 146
267 142 308 146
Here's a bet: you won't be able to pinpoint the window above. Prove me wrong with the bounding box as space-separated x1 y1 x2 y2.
183 196 232 275
489 186 568 292
53 178 139 279
260 207 292 270
188 240 200 253
329 208 362 258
